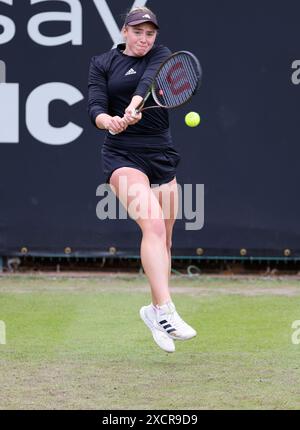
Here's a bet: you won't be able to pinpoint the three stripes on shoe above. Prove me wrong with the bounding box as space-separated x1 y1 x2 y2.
159 319 176 334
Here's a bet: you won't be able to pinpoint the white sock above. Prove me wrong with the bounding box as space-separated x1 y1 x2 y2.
155 301 175 315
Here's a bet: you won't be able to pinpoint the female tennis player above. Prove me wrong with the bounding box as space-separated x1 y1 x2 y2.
88 7 196 353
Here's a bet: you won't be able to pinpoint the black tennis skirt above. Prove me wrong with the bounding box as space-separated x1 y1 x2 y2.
101 143 181 186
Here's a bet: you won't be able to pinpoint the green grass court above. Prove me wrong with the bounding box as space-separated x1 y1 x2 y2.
0 274 300 410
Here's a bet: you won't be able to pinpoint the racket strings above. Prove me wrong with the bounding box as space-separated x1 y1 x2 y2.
153 53 200 108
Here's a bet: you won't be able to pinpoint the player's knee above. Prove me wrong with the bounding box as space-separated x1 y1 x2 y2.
143 219 166 240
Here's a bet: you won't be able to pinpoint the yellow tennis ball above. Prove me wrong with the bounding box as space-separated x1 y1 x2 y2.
185 112 201 127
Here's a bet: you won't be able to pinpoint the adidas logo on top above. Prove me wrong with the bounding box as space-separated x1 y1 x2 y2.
142 14 151 19
125 68 137 76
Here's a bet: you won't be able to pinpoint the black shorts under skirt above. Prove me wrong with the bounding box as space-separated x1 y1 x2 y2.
101 144 181 186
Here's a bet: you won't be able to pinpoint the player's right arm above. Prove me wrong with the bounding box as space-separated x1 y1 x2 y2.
95 113 128 134
88 55 128 134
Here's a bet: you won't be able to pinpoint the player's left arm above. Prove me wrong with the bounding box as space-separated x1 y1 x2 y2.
124 95 143 125
124 45 172 124
133 45 172 98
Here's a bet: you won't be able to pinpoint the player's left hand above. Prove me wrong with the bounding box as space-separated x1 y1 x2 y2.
124 106 142 125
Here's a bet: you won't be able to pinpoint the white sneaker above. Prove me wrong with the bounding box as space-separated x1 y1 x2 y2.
155 301 197 341
140 305 175 353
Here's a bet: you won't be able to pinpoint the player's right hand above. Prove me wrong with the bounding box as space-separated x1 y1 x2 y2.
107 116 128 134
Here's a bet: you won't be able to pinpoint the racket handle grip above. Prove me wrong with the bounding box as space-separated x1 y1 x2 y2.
109 130 116 135
135 98 144 113
131 108 141 118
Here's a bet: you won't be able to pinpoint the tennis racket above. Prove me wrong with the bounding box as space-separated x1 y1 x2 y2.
109 50 202 134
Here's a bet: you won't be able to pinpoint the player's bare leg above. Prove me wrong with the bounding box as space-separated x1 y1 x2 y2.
109 167 171 305
152 177 178 280
151 177 197 342
110 168 196 351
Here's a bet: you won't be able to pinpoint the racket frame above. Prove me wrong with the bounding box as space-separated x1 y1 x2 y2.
134 50 202 115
